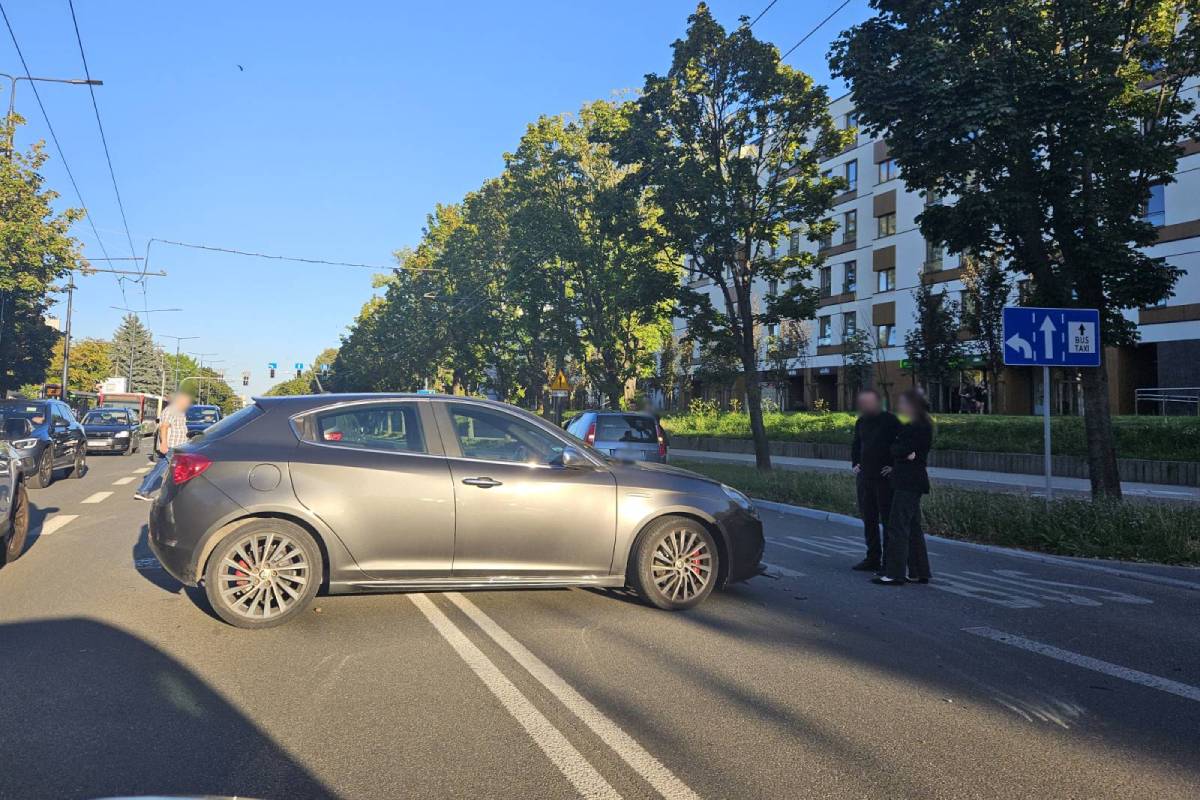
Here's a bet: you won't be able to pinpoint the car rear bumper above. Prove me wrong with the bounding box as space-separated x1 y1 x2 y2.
149 475 244 586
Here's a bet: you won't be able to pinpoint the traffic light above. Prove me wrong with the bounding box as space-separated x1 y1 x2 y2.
242 371 249 387
268 361 277 379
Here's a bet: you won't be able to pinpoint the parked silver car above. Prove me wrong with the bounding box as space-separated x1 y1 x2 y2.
565 411 669 463
0 416 31 566
149 394 763 628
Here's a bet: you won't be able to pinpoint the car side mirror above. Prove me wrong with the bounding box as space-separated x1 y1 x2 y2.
552 446 588 470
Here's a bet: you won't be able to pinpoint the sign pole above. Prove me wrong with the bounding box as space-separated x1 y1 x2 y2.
1042 365 1052 501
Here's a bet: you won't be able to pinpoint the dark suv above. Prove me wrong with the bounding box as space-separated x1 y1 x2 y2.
0 399 88 488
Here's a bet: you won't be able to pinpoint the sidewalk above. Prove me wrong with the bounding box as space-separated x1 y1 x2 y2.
672 448 1200 503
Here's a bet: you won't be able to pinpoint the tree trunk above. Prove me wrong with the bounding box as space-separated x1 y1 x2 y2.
1080 351 1122 499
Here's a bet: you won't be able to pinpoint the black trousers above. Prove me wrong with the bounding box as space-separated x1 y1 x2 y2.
856 474 892 566
883 489 931 581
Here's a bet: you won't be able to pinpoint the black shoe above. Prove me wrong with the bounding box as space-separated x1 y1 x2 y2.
851 560 880 572
910 577 930 584
871 576 906 585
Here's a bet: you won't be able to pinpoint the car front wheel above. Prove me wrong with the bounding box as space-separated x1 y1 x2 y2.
203 519 322 629
3 483 29 563
629 515 718 610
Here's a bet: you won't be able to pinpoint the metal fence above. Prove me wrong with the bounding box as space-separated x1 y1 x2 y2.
1134 387 1200 416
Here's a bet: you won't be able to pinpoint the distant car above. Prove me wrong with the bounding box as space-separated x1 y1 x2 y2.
81 407 141 455
149 394 763 628
565 411 669 463
0 399 87 488
0 424 30 565
185 405 222 438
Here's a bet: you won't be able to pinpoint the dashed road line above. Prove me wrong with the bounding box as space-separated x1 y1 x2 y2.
36 515 78 536
964 626 1200 704
81 491 113 504
113 476 137 485
409 593 622 800
762 561 806 579
446 592 702 800
134 466 152 474
771 540 830 558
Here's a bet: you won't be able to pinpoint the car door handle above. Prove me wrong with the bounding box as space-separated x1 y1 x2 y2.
462 476 502 488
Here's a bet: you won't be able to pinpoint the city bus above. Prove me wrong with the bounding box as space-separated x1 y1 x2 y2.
95 391 165 438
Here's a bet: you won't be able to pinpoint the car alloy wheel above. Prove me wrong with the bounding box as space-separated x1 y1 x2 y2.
204 520 321 628
32 451 53 489
3 483 29 563
630 515 719 610
69 448 86 478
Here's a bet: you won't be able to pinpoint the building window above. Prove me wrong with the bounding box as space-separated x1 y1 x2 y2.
877 324 896 347
924 187 942 207
878 158 898 183
767 278 779 298
818 225 832 251
1144 184 1165 227
819 266 832 297
843 111 858 130
960 290 976 321
843 261 857 294
844 160 858 192
877 212 896 238
789 230 801 255
766 322 778 339
925 240 944 271
843 312 857 337
843 210 857 244
818 316 832 346
877 268 896 292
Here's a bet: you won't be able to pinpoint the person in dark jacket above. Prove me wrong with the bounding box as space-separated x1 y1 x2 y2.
873 389 934 586
850 389 901 572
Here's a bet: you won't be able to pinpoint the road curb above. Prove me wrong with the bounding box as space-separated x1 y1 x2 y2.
751 496 1200 591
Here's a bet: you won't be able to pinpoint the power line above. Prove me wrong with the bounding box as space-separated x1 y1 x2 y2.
67 0 139 272
0 1 125 304
145 238 442 272
780 0 853 60
748 0 781 28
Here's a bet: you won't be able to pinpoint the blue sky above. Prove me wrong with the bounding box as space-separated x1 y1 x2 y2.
3 0 870 395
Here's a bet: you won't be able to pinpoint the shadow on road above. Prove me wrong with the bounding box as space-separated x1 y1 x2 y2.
19 502 59 555
0 617 338 800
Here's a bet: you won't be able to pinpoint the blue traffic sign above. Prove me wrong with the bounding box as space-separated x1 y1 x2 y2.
294 362 304 370
1002 307 1101 367
267 362 277 369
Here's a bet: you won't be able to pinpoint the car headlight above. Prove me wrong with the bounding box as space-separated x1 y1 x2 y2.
11 438 37 450
114 430 130 437
722 484 757 516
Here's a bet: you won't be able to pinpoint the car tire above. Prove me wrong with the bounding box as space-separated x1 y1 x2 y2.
3 483 29 563
68 448 86 478
629 515 719 611
31 450 54 489
203 519 322 629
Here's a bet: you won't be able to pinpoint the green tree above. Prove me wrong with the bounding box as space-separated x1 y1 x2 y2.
109 314 161 393
616 3 849 468
904 284 963 407
843 324 874 396
47 337 111 393
960 253 1013 412
0 118 83 396
831 0 1199 497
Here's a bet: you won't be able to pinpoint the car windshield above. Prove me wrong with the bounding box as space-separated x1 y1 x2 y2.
187 408 220 423
83 410 127 425
0 402 48 425
595 414 659 443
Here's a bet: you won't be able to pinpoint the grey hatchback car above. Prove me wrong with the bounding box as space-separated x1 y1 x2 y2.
566 411 669 463
149 394 763 628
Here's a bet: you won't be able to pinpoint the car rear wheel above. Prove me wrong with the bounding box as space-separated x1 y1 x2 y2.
629 515 718 610
203 519 322 629
3 483 29 563
68 448 86 478
31 450 54 489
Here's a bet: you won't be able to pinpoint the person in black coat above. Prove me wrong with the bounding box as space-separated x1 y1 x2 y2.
849 389 901 571
873 389 934 585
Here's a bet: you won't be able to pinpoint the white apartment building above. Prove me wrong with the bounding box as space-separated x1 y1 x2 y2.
673 91 1200 415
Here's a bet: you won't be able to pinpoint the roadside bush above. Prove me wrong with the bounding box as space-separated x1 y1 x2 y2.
676 459 1200 565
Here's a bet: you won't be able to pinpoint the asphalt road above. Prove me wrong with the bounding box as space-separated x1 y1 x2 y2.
1 450 1198 800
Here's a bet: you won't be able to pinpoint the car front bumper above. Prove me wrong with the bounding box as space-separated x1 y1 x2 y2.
86 437 131 452
720 508 765 584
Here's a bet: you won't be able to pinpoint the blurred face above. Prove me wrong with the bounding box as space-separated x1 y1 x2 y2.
856 391 881 415
174 394 193 411
898 394 916 419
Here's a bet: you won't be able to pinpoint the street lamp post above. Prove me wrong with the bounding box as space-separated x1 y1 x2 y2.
160 334 198 392
1 73 102 157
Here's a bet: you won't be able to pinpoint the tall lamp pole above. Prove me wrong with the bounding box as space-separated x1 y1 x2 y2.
1 73 102 158
160 334 198 392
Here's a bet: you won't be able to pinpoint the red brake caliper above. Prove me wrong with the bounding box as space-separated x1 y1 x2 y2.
689 549 702 576
234 557 250 587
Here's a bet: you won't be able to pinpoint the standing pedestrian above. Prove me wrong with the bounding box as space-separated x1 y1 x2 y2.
849 388 900 572
134 392 192 501
873 389 934 586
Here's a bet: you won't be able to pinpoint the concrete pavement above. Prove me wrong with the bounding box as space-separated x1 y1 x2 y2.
1 451 1198 799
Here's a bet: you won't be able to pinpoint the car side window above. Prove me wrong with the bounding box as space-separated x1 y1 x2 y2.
52 405 67 426
448 404 564 465
313 404 426 454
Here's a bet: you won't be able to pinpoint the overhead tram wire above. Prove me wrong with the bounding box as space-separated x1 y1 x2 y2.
780 0 853 60
67 0 140 278
142 238 443 272
748 0 781 28
0 1 125 304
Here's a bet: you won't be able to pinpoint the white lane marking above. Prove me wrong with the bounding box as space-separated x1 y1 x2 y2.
36 515 79 536
932 575 1043 608
762 561 807 579
113 476 137 485
408 594 621 800
81 491 113 504
770 540 830 558
784 536 858 555
446 592 701 800
964 570 1153 606
134 466 152 474
964 627 1200 704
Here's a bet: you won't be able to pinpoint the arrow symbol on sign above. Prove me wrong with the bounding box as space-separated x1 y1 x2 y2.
1039 316 1056 359
1005 333 1033 358
1078 323 1086 337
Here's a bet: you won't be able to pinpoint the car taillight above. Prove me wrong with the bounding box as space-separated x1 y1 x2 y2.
585 422 596 445
656 424 667 457
172 452 212 485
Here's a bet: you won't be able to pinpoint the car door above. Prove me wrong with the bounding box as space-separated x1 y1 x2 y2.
50 404 74 466
289 400 456 579
434 401 617 578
